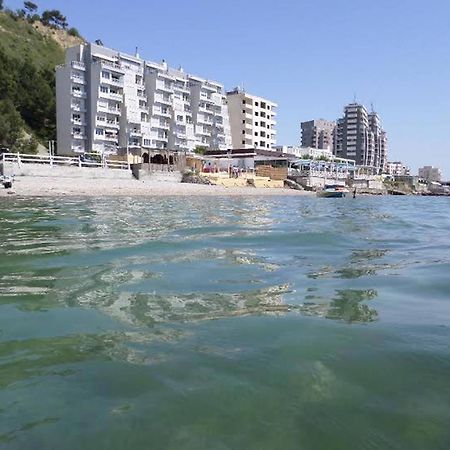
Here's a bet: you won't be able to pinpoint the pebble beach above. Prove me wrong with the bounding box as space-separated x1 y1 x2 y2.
0 176 313 197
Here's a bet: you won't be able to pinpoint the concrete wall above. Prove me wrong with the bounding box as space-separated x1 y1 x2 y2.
2 163 132 180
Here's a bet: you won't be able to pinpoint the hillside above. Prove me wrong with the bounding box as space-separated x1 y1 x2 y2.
0 6 84 153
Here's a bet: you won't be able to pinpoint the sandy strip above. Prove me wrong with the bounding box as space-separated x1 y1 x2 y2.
0 177 313 198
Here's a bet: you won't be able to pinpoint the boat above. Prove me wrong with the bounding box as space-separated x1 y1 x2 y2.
317 184 349 198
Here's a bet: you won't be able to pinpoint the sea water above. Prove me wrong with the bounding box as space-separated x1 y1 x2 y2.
0 196 449 449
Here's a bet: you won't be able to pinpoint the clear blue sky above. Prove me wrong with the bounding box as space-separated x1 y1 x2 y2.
7 0 450 177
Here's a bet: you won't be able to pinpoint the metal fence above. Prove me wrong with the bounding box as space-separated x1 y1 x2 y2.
1 153 130 170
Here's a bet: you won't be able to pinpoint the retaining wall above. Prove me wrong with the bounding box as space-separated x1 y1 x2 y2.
1 162 132 180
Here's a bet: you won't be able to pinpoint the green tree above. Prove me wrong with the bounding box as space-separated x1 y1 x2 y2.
24 1 38 15
0 99 25 149
41 9 67 29
17 134 39 154
67 27 81 38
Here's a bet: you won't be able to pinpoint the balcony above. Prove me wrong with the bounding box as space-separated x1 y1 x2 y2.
101 61 125 74
71 104 86 112
174 84 190 94
108 92 123 101
71 90 86 99
156 81 173 93
99 90 122 102
71 61 85 71
155 94 172 105
105 120 120 129
195 126 211 136
155 120 170 130
102 76 124 88
197 115 213 125
103 134 119 142
71 75 86 85
107 107 121 115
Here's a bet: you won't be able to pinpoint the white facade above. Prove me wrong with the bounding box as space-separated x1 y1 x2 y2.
386 161 410 176
56 43 231 156
226 87 277 150
274 145 333 159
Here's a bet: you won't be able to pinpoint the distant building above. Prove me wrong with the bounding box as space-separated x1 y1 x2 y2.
334 103 387 171
418 166 442 182
386 161 410 176
274 145 333 159
300 119 335 150
56 43 232 156
226 87 277 150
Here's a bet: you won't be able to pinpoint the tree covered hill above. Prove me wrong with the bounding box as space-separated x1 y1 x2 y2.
0 1 84 153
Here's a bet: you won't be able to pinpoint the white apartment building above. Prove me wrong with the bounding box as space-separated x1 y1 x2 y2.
226 87 277 150
56 43 232 156
386 161 410 176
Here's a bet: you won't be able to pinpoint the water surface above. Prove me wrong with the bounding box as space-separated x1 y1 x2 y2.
0 196 449 449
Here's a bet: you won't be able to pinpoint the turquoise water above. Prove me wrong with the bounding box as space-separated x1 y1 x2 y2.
0 196 449 449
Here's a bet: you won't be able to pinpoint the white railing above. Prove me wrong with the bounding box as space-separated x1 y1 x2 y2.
1 152 129 171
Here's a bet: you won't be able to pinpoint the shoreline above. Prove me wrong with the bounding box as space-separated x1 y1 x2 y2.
0 176 314 198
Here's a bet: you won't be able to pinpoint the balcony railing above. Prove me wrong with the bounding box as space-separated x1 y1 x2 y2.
71 75 86 84
71 61 85 70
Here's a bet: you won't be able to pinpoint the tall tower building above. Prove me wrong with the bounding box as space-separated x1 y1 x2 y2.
56 43 231 156
334 102 387 170
300 119 335 150
226 87 277 150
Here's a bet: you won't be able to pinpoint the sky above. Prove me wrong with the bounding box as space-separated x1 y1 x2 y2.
6 0 450 177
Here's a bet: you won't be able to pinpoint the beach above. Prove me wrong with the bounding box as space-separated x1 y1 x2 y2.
0 176 313 197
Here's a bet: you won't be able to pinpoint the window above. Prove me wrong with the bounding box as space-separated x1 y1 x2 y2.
144 139 151 146
255 132 258 136
255 102 259 106
95 128 104 135
101 71 110 79
242 100 246 104
255 122 258 126
242 120 245 124
242 140 245 144
255 112 259 116
242 109 245 113
100 86 108 93
177 115 183 122
242 130 245 134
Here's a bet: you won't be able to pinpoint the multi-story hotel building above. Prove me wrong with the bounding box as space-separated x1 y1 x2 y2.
226 87 277 150
334 103 387 171
300 119 335 150
56 43 232 156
